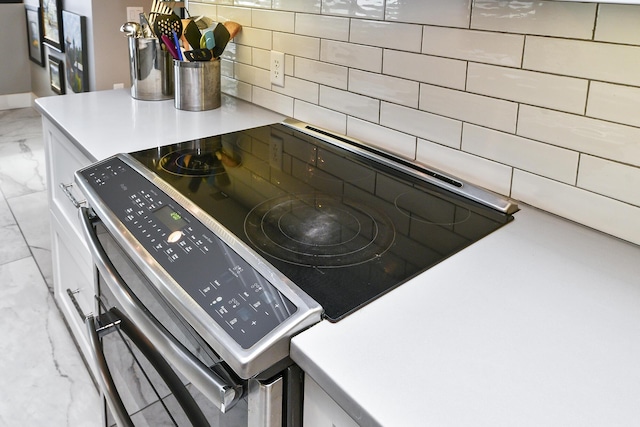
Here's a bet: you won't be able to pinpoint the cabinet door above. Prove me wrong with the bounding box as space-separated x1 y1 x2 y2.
50 213 98 380
44 119 92 244
303 375 359 427
43 118 97 379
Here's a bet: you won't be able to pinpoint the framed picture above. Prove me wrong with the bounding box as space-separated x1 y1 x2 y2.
42 0 63 51
62 11 88 93
25 6 44 66
48 55 65 95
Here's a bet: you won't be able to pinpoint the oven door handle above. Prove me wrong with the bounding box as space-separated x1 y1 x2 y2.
79 207 242 413
87 308 213 427
86 315 134 427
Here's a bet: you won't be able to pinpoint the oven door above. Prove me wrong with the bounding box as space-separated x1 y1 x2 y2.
78 207 292 427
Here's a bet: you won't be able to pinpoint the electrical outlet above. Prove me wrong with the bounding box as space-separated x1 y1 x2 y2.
270 50 285 87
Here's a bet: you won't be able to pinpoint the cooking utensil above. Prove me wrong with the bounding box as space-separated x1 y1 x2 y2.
154 13 183 47
184 49 213 62
223 21 242 40
139 13 155 38
181 19 202 51
148 0 173 30
199 30 215 50
120 22 142 38
192 15 213 30
172 31 184 61
211 23 230 58
161 34 180 60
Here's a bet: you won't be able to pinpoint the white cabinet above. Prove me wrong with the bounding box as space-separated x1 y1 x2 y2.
303 375 360 427
43 118 97 380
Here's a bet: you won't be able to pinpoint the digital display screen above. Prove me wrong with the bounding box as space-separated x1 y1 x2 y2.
154 205 187 232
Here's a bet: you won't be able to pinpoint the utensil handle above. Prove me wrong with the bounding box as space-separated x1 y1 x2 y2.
161 34 179 60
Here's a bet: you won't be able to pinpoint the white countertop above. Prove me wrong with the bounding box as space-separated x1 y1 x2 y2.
292 206 640 426
35 89 284 161
37 89 640 427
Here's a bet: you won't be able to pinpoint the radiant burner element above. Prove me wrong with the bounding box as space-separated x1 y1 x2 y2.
159 147 241 177
245 193 395 268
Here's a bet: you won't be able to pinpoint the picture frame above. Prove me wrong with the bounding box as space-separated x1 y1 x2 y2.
25 5 44 66
42 0 63 52
48 55 65 95
62 11 88 93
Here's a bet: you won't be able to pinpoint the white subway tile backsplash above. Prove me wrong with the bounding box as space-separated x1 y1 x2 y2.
595 5 640 45
350 70 419 108
420 84 517 133
273 76 319 104
347 117 417 160
381 102 461 149
272 0 320 13
273 32 320 59
422 26 523 67
349 19 422 53
234 26 272 50
222 43 251 64
467 63 587 114
416 139 513 196
251 9 294 32
185 3 217 20
220 58 234 77
518 105 640 168
217 6 252 25
587 82 640 128
319 86 380 123
234 62 271 89
512 170 640 246
221 76 252 101
235 0 270 8
578 155 640 207
523 36 640 87
471 0 596 39
383 50 466 90
463 124 578 184
251 47 269 68
187 0 640 245
386 0 471 28
294 57 348 90
294 100 347 135
252 86 294 116
321 0 384 20
320 40 382 73
518 105 640 166
295 13 349 41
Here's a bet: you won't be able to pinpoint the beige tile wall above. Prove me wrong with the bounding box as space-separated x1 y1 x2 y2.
187 0 640 246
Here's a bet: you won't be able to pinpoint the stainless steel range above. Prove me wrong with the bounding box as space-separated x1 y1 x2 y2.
74 119 517 426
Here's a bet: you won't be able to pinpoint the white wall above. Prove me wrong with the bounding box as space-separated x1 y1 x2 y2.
15 0 152 98
0 4 32 108
186 0 640 246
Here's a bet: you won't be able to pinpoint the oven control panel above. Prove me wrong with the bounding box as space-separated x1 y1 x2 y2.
78 157 297 349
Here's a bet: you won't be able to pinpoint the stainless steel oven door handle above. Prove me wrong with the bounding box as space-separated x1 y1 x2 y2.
79 207 241 413
87 308 213 427
86 315 134 427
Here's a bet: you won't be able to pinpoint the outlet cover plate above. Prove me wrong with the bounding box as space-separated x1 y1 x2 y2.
270 50 285 87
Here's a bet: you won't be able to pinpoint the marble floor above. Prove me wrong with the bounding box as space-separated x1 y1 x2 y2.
0 107 102 426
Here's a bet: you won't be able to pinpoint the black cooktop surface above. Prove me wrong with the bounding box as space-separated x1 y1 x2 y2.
130 123 513 321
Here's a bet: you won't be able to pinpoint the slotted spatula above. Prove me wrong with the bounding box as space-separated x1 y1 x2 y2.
154 13 183 47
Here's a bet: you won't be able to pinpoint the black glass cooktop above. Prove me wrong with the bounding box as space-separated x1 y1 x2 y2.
130 123 514 321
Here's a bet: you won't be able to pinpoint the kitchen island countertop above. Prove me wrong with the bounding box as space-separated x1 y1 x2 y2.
36 89 640 427
35 89 285 162
291 205 640 426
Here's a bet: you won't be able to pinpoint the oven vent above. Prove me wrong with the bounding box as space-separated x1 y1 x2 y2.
304 125 463 188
